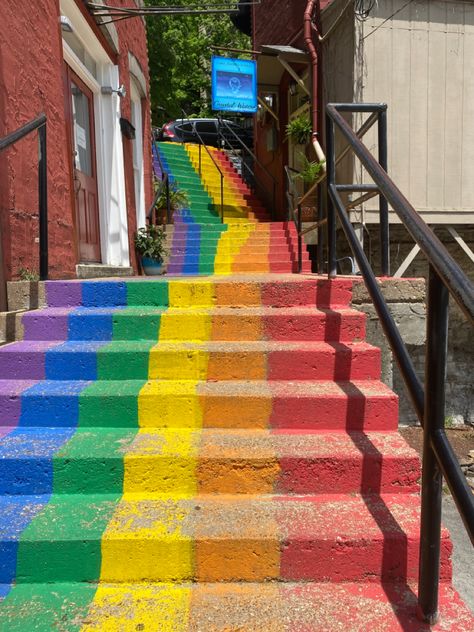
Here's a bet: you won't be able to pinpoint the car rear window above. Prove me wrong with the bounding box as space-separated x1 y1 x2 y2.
197 121 217 134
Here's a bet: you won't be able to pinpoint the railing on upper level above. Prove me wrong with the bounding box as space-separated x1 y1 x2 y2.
285 110 382 274
0 114 48 283
217 117 276 221
180 109 225 222
325 102 474 625
150 137 171 224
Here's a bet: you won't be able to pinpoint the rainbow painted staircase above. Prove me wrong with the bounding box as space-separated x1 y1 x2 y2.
157 142 311 274
0 275 472 630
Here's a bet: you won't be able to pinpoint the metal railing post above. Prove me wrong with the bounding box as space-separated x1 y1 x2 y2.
220 174 224 223
38 123 48 280
317 182 324 274
297 203 302 273
326 114 337 278
166 178 171 224
378 107 390 276
418 265 449 625
272 180 276 222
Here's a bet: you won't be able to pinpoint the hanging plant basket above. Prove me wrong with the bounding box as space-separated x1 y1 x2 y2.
286 115 312 145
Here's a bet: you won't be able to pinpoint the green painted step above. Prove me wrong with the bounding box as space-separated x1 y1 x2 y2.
15 494 120 583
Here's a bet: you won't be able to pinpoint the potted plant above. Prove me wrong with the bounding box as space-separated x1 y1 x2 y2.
294 153 324 184
134 224 168 275
153 180 189 222
286 115 312 145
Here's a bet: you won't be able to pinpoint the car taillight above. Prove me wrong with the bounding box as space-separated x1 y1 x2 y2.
162 123 174 138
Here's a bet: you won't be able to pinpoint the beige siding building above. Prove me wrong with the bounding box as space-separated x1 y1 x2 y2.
322 0 474 264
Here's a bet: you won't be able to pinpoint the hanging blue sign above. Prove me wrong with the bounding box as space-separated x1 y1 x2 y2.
211 56 257 113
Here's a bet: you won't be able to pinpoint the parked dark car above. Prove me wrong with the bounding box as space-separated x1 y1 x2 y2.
157 118 252 149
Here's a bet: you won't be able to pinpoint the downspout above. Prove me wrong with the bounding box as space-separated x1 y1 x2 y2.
304 0 326 167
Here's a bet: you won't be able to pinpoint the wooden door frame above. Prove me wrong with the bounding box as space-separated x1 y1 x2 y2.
63 61 80 263
64 63 102 263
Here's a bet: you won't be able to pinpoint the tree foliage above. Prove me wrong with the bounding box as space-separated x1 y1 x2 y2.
145 1 250 124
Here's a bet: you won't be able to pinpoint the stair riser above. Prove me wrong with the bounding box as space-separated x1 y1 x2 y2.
171 245 293 255
172 225 298 233
19 312 364 345
171 236 295 245
0 454 420 496
1 346 378 381
43 279 354 308
171 256 305 265
1 388 398 431
6 534 451 584
231 263 312 273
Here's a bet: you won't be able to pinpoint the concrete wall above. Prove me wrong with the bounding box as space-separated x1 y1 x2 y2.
351 232 473 427
0 0 152 281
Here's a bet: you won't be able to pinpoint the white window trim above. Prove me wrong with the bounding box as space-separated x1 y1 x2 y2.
130 80 146 230
61 0 130 268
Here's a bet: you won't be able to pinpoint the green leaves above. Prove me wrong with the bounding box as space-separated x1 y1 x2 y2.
286 116 313 145
134 224 168 260
145 0 250 124
153 180 189 211
294 153 324 184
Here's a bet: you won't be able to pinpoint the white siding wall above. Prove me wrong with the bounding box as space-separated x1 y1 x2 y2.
353 0 474 221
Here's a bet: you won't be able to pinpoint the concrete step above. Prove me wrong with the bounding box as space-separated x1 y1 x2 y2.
75 264 133 279
16 305 365 344
171 236 298 248
0 379 399 431
0 339 380 381
1 581 471 631
0 493 451 584
171 244 294 255
40 277 354 308
0 428 419 496
171 232 297 243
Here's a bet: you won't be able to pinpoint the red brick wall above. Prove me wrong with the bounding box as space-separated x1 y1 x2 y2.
252 1 332 217
0 0 152 280
253 0 332 48
0 0 76 280
253 0 309 49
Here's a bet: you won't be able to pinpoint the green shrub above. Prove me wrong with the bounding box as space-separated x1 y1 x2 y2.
286 115 312 145
134 224 168 261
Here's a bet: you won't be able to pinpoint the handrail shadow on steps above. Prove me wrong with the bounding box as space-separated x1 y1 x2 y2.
180 109 225 222
285 110 381 274
217 117 277 221
0 114 48 297
325 102 474 625
149 137 171 224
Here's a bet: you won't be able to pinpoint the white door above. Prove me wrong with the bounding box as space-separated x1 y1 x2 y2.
130 80 146 229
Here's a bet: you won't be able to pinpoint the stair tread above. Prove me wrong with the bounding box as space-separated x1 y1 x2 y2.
0 379 397 400
20 305 360 318
0 428 417 459
3 339 377 351
0 492 443 541
1 581 471 631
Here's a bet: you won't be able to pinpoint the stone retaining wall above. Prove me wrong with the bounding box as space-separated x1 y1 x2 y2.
352 277 472 426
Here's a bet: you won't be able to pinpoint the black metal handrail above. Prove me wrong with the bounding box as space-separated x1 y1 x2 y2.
0 114 48 280
180 109 224 222
284 166 304 273
149 138 171 224
325 102 474 625
217 117 276 220
285 110 381 274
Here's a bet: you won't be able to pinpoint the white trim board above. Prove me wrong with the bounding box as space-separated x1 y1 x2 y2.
61 0 130 268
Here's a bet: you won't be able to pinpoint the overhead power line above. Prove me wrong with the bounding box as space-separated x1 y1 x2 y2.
86 1 261 24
